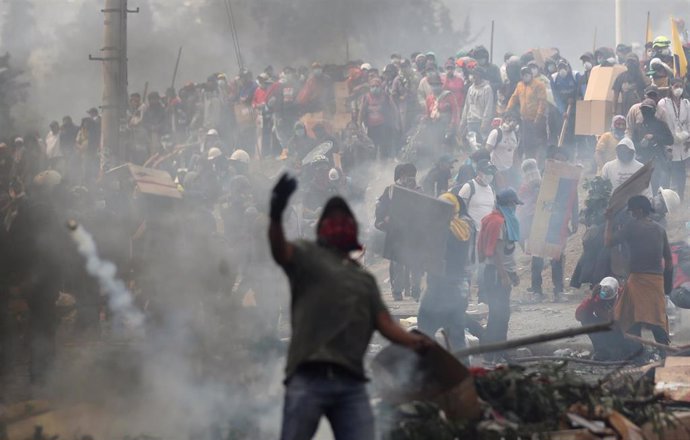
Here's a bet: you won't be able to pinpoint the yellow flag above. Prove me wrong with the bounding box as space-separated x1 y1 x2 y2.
671 17 687 78
646 13 653 43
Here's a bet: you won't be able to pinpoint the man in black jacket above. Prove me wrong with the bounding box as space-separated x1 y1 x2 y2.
632 98 674 192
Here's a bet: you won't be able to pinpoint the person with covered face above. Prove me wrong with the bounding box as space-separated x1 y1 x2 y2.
575 277 626 361
613 55 649 117
605 195 673 353
658 79 690 200
485 114 519 190
631 98 674 192
375 163 423 301
358 76 399 160
506 66 548 163
296 62 335 115
269 175 431 440
460 66 495 145
595 115 627 175
477 189 522 361
458 159 497 231
418 193 475 353
601 137 645 193
625 84 667 139
471 45 502 93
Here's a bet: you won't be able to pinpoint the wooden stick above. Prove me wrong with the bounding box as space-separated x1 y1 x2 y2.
623 333 690 353
490 20 495 64
453 321 613 358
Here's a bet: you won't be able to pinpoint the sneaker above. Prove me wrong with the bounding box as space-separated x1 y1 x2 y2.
527 286 543 295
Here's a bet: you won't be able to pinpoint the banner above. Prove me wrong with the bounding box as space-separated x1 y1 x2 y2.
527 160 582 259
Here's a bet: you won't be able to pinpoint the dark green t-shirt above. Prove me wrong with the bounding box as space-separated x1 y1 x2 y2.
283 240 387 380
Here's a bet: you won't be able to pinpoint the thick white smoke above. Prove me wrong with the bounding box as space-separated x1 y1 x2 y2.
67 220 145 330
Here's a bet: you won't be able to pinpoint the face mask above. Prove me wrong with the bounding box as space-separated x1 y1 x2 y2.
558 69 568 78
531 68 539 76
478 171 494 184
613 128 625 139
584 61 593 71
501 123 510 131
606 57 616 65
317 216 360 252
547 65 557 74
617 148 634 163
468 75 475 83
522 74 533 83
674 88 684 97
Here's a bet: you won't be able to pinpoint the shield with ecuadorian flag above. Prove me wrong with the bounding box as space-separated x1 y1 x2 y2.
527 160 582 260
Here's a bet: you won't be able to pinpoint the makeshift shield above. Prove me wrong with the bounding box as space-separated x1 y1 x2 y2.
301 141 334 166
528 160 582 259
382 185 454 274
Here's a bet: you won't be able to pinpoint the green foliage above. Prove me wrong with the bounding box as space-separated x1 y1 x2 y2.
581 177 612 226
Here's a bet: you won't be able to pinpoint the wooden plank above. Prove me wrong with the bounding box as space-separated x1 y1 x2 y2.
607 161 653 214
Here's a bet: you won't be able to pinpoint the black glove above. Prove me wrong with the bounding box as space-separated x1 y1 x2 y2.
270 173 297 221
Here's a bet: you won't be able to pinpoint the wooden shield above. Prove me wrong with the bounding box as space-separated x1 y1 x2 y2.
528 160 582 259
382 185 454 274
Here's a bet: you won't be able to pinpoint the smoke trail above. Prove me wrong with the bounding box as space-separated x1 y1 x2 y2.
67 220 145 329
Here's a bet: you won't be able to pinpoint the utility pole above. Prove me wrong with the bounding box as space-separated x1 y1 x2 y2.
614 0 623 46
90 0 137 175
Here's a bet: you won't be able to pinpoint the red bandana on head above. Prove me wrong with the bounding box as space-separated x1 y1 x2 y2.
317 216 362 252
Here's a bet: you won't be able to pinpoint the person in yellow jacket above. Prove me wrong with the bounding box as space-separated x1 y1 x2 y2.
506 66 548 163
595 115 627 174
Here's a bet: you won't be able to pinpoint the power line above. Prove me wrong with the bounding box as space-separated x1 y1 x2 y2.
223 0 243 70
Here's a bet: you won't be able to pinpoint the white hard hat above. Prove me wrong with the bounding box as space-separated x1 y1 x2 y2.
360 63 372 70
206 128 219 136
599 277 619 300
230 149 250 164
33 170 62 190
207 147 222 160
659 187 681 214
328 168 340 181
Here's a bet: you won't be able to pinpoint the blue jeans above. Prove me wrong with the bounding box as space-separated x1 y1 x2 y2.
280 364 375 440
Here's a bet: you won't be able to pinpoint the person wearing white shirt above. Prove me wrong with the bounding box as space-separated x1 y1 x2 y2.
485 114 519 190
658 79 690 200
458 159 497 230
601 137 648 196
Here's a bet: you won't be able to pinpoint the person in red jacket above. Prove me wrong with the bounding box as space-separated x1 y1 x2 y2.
441 58 465 119
575 277 626 360
358 76 400 160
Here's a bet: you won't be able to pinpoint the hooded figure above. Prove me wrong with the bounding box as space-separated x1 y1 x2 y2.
268 175 430 440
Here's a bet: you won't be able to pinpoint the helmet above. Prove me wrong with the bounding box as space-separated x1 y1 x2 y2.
599 277 619 300
33 170 62 190
328 168 340 181
230 149 250 164
653 36 671 48
206 128 219 136
360 63 372 71
207 147 222 160
659 187 681 214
